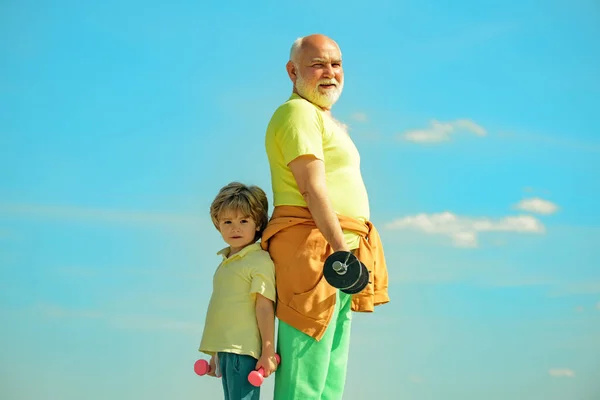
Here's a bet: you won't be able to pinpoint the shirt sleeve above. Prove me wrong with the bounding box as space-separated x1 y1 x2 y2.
274 101 325 165
249 254 277 302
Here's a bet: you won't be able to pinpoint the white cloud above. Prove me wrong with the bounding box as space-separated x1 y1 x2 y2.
409 375 424 384
400 119 486 143
596 302 600 310
548 369 575 378
351 112 368 122
384 211 545 248
574 305 584 313
514 197 558 215
451 231 478 248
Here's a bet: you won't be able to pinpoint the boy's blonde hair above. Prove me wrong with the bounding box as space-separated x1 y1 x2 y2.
210 182 269 241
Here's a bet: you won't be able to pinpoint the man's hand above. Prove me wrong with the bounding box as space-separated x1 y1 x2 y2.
289 154 349 252
255 349 278 378
207 354 217 377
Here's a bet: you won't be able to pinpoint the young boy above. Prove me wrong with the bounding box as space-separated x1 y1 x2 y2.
198 182 278 400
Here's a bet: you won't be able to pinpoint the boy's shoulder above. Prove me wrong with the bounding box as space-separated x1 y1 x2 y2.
241 245 274 268
246 245 273 260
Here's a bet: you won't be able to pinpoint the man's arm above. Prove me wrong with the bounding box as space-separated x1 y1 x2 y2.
288 154 349 252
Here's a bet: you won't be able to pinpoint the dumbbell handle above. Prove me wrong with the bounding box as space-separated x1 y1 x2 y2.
332 260 348 274
248 354 281 387
332 250 358 275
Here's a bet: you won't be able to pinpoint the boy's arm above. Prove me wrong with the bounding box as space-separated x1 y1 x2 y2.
255 293 277 376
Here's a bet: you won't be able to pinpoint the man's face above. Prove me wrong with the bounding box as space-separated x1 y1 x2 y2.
291 42 344 110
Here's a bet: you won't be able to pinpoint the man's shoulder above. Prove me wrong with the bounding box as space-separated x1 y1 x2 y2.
270 95 320 123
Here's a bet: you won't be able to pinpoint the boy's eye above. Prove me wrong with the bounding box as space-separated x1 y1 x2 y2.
241 219 248 223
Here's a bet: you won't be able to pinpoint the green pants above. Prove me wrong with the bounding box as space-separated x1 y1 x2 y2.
274 291 353 400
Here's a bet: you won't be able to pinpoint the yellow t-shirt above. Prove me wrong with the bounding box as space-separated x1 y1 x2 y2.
199 242 276 360
265 93 370 249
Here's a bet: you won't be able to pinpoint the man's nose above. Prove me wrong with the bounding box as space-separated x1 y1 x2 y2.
322 64 334 78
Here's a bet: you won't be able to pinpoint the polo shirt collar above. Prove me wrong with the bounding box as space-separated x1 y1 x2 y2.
217 242 261 260
289 92 324 111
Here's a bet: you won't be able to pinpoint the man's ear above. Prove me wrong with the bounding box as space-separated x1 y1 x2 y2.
286 60 297 84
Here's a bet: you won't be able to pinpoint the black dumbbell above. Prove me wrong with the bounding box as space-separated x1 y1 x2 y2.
323 251 370 294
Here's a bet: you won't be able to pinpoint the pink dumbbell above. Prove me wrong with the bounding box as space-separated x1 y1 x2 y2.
248 354 281 387
194 359 221 377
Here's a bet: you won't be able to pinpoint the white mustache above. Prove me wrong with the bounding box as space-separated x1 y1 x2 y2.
318 79 338 86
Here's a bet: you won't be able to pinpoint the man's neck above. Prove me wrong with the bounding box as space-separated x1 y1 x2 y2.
292 89 332 113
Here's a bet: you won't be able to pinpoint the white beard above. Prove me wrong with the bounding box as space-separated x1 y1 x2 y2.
295 73 343 109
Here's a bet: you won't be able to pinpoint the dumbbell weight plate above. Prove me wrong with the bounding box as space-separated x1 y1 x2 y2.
323 251 364 291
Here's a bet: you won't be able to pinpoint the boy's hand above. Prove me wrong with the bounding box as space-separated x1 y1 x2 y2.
207 355 217 377
255 349 278 378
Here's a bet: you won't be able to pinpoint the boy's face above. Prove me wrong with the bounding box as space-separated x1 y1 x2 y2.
217 209 259 256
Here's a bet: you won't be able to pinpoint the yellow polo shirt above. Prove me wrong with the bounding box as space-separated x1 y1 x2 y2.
265 93 370 249
198 242 276 360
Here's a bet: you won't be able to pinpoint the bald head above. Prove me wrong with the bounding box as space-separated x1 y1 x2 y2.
290 34 342 65
286 34 344 110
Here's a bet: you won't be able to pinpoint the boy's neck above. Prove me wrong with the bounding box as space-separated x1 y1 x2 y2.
226 242 255 258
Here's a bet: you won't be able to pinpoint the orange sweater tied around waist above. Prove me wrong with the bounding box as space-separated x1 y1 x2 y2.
260 205 390 341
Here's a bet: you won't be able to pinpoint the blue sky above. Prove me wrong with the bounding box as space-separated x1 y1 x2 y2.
1 0 599 399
